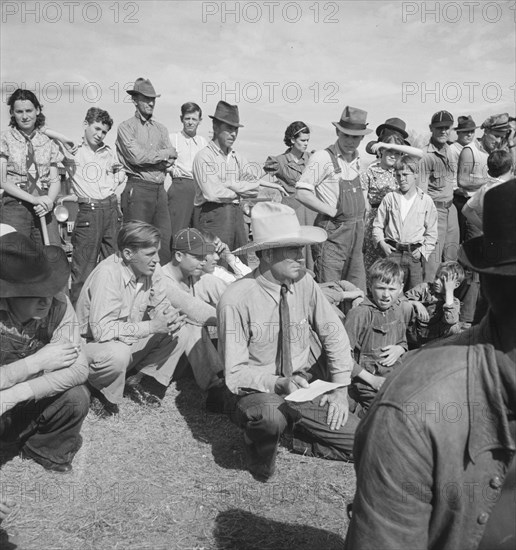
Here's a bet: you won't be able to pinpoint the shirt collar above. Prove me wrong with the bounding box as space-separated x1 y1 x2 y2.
115 253 139 287
284 149 308 164
181 130 201 145
329 142 360 166
208 139 235 157
426 140 449 156
10 126 46 145
134 111 154 125
79 139 109 154
255 269 294 304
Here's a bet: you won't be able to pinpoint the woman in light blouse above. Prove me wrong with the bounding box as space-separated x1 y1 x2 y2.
0 89 62 244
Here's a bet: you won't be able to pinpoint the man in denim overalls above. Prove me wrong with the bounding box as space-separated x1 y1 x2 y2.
295 106 372 290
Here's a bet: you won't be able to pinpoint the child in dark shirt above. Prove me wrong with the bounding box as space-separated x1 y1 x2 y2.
405 261 464 347
344 259 411 417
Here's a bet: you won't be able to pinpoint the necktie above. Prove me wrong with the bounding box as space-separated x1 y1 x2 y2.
278 283 293 377
23 131 40 195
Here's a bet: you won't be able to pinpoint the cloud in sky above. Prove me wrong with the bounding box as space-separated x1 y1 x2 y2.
1 0 513 162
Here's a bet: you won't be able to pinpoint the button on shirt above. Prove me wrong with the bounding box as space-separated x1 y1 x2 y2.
296 142 360 208
372 188 438 260
0 127 62 192
64 141 121 200
217 269 353 395
76 254 171 344
419 142 457 202
169 131 208 179
192 140 259 206
116 111 175 184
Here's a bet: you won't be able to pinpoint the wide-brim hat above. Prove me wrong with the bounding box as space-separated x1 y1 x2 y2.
209 101 243 128
0 233 70 298
454 115 478 132
458 179 516 276
376 117 409 139
126 77 161 98
233 202 327 255
332 106 373 136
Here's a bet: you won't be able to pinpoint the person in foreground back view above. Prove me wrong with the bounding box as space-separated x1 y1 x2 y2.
345 179 516 550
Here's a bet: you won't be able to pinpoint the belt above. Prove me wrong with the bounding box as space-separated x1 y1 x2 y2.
201 201 240 209
78 194 117 205
127 177 164 186
433 199 453 209
385 239 422 253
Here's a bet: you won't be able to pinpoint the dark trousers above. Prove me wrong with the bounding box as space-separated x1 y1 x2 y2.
389 250 424 291
70 197 122 304
167 177 196 237
230 392 359 464
195 202 248 254
1 194 61 245
313 216 366 291
0 385 90 466
121 179 171 264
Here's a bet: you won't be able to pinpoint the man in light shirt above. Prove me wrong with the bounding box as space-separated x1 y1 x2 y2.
167 102 208 236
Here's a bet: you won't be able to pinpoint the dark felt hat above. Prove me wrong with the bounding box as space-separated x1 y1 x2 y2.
376 117 409 139
209 101 243 128
0 233 70 298
126 78 161 98
458 179 516 276
454 115 478 132
332 106 373 136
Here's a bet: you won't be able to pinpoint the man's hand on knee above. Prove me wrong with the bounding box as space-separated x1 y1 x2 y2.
320 388 350 431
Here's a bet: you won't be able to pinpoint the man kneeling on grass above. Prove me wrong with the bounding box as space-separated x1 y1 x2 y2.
0 227 89 473
217 203 360 482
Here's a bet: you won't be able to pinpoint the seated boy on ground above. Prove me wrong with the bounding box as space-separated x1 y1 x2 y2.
344 259 410 417
405 261 464 348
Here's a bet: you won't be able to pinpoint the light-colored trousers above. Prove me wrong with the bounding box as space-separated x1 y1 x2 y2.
86 324 222 404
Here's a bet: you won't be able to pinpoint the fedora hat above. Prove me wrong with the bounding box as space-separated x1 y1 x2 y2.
458 179 516 276
375 117 409 139
454 115 478 132
126 78 161 98
209 101 243 128
232 202 327 255
332 106 373 136
0 233 70 298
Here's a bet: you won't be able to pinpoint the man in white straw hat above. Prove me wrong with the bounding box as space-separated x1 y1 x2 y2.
217 202 359 482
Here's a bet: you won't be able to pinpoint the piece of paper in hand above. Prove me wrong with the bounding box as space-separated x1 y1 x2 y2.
284 379 347 403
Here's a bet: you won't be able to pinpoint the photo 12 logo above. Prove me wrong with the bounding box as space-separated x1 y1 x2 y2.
401 81 515 104
2 2 139 24
201 1 341 24
401 1 513 23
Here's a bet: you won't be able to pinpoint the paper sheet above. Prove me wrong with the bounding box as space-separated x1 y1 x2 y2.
284 379 347 402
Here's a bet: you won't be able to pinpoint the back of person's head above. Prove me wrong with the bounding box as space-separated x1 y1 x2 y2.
394 155 419 174
368 259 405 288
284 121 310 147
487 149 513 178
117 221 160 252
181 101 202 119
85 107 113 130
8 88 45 129
435 261 465 284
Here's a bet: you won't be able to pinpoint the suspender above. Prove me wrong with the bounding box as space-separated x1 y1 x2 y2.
325 147 341 175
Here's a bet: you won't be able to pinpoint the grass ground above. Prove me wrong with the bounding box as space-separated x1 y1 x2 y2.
1 377 356 550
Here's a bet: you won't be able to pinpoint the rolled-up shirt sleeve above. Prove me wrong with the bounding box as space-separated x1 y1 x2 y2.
295 150 331 193
310 282 352 385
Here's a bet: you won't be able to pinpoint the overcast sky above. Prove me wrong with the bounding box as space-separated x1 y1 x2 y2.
2 0 514 163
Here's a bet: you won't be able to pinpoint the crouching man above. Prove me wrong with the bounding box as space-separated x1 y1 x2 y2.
217 203 360 482
0 228 89 473
76 220 186 414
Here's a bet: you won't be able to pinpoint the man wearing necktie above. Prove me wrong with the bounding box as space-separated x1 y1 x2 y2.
218 202 359 482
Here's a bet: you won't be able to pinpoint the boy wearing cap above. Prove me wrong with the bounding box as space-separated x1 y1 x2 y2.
0 231 89 473
296 106 372 290
345 179 516 550
116 78 177 264
419 110 460 280
127 228 226 411
218 202 360 482
76 221 186 414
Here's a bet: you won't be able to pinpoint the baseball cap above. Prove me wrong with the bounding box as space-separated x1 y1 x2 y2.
170 228 215 256
431 110 454 127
